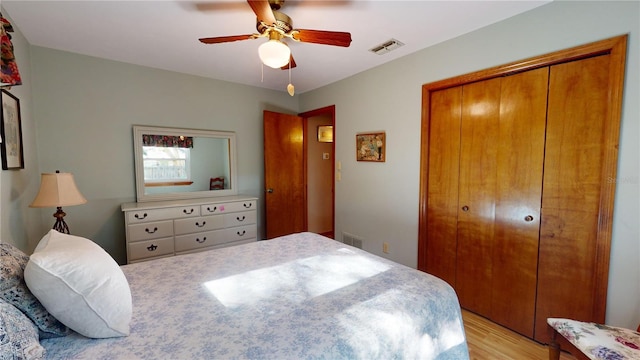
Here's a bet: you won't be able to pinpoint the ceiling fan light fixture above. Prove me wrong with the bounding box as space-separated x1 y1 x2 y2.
258 32 291 69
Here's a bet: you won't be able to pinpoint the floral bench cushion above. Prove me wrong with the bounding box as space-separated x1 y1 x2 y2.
548 318 640 360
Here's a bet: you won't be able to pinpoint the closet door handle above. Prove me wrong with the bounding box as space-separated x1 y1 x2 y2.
461 205 469 212
524 215 534 222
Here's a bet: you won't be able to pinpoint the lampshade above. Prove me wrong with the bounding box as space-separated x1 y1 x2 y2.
30 172 87 208
258 39 291 69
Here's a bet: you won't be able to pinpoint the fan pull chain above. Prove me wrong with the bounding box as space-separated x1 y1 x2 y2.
287 62 294 96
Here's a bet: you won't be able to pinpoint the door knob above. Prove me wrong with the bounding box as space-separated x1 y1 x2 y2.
461 205 469 212
266 188 274 193
524 215 534 222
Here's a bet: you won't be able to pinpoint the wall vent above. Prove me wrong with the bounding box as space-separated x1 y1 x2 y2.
369 39 405 55
342 232 363 249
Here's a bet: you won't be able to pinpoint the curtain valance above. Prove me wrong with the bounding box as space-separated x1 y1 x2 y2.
142 134 193 148
0 13 21 86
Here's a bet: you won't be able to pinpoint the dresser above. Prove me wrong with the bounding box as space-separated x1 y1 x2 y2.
121 195 258 263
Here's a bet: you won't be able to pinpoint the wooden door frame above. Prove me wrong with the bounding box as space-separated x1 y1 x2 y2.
299 105 336 238
418 35 627 325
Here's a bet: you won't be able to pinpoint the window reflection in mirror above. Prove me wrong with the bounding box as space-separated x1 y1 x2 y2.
143 146 191 185
133 125 237 202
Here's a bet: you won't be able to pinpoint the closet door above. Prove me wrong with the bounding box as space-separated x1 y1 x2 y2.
425 86 462 286
456 77 500 316
420 35 627 343
491 67 548 337
535 54 613 342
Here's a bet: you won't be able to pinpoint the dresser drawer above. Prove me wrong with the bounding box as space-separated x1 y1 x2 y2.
225 225 257 242
175 230 227 252
126 206 200 223
223 210 256 228
174 215 224 235
128 220 173 241
201 200 257 215
128 237 174 261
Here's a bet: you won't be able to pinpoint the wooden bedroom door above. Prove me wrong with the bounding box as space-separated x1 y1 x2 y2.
263 110 306 239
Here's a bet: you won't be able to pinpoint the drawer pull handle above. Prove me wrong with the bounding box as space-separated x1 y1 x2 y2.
183 208 195 214
135 213 148 220
196 237 207 244
206 206 217 213
147 244 158 252
145 227 158 234
243 203 252 209
237 216 246 222
196 221 206 228
237 230 246 236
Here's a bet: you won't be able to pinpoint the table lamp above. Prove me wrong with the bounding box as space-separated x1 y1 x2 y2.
30 170 87 234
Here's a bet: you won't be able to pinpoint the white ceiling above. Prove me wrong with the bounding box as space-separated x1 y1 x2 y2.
2 0 550 94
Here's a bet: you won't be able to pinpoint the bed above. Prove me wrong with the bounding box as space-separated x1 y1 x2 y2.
3 231 468 359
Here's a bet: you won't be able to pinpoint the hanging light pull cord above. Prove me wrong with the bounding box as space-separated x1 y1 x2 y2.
287 62 295 96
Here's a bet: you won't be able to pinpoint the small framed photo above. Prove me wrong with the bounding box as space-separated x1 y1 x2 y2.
0 89 23 170
356 132 385 162
317 125 333 143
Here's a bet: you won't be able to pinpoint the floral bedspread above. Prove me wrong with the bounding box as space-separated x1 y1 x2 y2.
548 318 640 360
42 232 468 359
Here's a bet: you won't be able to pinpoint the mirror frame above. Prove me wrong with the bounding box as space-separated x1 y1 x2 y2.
133 125 238 202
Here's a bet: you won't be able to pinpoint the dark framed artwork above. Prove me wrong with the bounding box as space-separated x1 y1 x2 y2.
356 132 385 162
1 89 24 170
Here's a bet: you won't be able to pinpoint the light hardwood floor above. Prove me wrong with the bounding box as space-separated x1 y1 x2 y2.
463 310 575 360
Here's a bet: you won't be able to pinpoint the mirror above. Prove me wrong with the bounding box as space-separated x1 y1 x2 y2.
133 125 238 202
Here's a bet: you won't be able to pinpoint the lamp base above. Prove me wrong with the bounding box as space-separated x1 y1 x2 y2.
52 207 70 234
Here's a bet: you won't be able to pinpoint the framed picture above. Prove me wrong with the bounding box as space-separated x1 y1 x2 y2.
317 125 333 143
356 132 385 162
1 89 24 170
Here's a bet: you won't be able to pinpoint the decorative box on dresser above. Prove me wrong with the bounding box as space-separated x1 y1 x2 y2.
121 195 257 263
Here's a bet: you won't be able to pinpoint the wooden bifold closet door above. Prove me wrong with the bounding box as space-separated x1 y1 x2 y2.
418 35 627 343
428 68 548 338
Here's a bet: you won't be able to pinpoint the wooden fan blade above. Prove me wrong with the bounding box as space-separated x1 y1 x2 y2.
247 0 276 25
292 29 352 47
280 55 297 70
199 35 255 44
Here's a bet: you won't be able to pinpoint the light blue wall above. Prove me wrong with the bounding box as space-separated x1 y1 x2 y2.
0 11 43 253
26 47 298 263
299 1 639 329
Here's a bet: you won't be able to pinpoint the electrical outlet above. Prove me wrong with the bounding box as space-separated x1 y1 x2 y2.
383 242 389 254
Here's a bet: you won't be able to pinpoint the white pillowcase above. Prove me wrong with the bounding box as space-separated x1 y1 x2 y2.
24 230 132 338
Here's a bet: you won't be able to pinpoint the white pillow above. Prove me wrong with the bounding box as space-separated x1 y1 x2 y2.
24 230 132 338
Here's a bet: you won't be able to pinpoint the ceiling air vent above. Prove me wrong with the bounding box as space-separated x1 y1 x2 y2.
369 39 405 55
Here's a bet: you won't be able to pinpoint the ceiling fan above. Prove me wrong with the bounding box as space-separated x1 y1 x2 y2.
198 0 352 70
